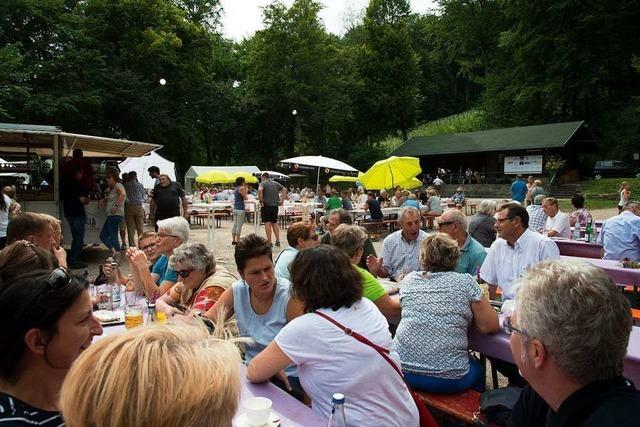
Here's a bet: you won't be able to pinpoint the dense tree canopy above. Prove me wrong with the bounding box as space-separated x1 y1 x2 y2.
1 0 639 176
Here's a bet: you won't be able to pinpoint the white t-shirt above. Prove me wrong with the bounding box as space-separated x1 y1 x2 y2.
433 177 444 186
275 298 419 427
0 194 12 237
357 193 369 205
480 229 560 300
545 212 570 238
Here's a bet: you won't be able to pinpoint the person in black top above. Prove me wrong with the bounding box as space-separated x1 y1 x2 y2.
150 174 188 231
61 167 90 269
364 192 384 222
506 260 640 427
0 269 103 425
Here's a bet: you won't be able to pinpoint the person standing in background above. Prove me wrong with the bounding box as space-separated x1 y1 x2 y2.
510 175 528 203
149 174 188 231
148 166 160 189
100 169 126 257
258 172 287 247
524 176 535 205
118 172 129 249
0 187 13 249
618 181 631 214
61 168 88 267
123 171 145 248
232 176 248 245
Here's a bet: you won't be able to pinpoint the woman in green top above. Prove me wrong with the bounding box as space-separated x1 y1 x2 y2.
330 224 401 317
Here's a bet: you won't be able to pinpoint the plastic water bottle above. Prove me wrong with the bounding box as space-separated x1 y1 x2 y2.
572 223 581 240
327 393 347 427
108 258 121 306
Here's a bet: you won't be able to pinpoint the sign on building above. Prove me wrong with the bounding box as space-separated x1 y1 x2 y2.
504 155 543 174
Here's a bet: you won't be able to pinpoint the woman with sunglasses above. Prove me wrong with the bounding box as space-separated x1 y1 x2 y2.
0 240 57 282
156 243 237 316
0 269 103 424
126 216 189 300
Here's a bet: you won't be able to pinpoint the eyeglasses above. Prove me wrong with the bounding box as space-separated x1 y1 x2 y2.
503 315 526 336
140 242 157 251
176 269 194 278
44 268 72 295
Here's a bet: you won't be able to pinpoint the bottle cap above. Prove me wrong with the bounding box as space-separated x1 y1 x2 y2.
331 393 345 404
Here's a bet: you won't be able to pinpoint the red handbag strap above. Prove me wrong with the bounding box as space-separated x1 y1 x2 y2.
314 311 404 379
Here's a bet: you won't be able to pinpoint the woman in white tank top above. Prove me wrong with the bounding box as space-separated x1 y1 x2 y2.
618 181 630 213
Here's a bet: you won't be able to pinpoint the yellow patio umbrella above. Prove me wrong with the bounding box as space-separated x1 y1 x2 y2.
360 156 421 190
329 172 363 183
195 170 233 184
228 171 258 184
397 177 423 189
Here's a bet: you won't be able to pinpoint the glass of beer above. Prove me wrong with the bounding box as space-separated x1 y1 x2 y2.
124 305 144 329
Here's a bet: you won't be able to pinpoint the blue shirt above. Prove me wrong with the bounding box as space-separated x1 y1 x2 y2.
232 278 297 377
151 255 178 285
597 211 640 261
274 247 298 280
511 180 528 202
123 180 145 205
402 199 421 210
455 234 487 275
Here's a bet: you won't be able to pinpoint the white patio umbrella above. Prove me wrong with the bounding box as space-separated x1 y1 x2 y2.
118 151 176 189
279 155 358 193
258 170 290 180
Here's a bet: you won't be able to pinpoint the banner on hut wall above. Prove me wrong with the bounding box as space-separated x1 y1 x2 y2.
503 155 543 174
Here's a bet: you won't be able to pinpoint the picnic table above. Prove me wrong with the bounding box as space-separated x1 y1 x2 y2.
561 255 640 287
551 237 602 258
190 201 259 247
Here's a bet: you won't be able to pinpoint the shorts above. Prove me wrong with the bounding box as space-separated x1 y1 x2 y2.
261 205 279 223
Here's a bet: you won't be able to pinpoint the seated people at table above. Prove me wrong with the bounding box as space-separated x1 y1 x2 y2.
480 202 560 301
105 231 160 286
423 188 443 228
205 234 304 398
451 187 466 206
6 212 67 268
468 199 497 247
274 222 320 280
0 269 103 424
507 260 640 426
321 208 377 271
156 243 237 316
395 233 498 393
438 209 486 275
401 193 421 210
340 190 353 210
248 245 420 426
126 216 189 299
0 240 57 282
542 197 570 238
378 189 390 207
60 323 241 427
364 192 384 222
330 224 401 317
525 194 548 232
597 201 640 261
325 189 342 211
357 187 368 205
367 207 427 281
568 193 593 228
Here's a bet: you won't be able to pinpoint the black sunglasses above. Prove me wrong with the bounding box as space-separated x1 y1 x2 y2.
176 269 194 278
43 268 72 295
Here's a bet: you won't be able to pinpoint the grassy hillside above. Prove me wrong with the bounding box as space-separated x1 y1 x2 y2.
581 178 640 197
381 110 490 153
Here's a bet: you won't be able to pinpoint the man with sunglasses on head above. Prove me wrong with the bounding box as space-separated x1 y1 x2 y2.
506 260 640 426
479 202 559 302
6 212 67 269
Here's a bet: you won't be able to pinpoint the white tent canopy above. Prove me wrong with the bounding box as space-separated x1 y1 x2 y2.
184 165 261 192
118 151 176 189
259 170 289 180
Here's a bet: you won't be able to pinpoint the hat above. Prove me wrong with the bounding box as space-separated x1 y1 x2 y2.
456 187 464 192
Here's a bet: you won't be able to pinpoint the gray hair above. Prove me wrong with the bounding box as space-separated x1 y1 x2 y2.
329 208 352 225
478 199 498 216
330 224 367 258
515 260 632 383
171 243 216 274
398 206 421 224
156 216 190 244
533 194 546 205
419 233 459 272
623 201 639 213
444 209 467 231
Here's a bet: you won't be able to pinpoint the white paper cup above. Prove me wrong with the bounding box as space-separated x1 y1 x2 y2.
244 396 272 426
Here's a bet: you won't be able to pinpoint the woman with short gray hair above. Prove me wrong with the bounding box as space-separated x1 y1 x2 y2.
468 199 497 247
394 233 498 393
156 243 237 315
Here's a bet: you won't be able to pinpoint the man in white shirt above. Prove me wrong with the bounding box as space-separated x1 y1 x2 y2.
480 202 560 300
541 197 570 238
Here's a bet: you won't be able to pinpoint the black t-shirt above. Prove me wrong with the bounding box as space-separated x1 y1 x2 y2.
0 392 64 426
152 182 185 218
366 198 384 220
61 177 87 217
509 377 640 427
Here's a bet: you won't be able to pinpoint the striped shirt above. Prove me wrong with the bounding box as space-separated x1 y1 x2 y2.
0 393 64 426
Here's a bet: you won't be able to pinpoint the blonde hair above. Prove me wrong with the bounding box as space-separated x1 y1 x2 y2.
40 213 62 245
59 322 242 427
419 232 459 272
330 224 367 258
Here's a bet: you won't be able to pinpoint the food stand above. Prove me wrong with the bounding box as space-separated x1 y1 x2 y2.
0 123 162 244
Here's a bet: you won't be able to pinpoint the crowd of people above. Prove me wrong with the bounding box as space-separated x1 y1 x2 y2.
0 167 639 426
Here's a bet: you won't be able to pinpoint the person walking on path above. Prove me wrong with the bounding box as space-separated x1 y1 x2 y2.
100 169 126 256
258 172 287 246
510 175 528 203
123 171 145 247
232 176 248 245
149 174 188 231
619 181 631 214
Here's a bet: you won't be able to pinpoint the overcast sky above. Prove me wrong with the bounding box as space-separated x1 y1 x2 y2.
220 0 439 41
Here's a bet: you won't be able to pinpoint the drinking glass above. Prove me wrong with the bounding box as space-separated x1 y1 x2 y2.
124 305 144 329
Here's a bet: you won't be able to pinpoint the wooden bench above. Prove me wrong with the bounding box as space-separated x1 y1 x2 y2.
632 308 640 326
363 219 398 235
422 213 441 229
465 203 477 215
417 389 485 425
